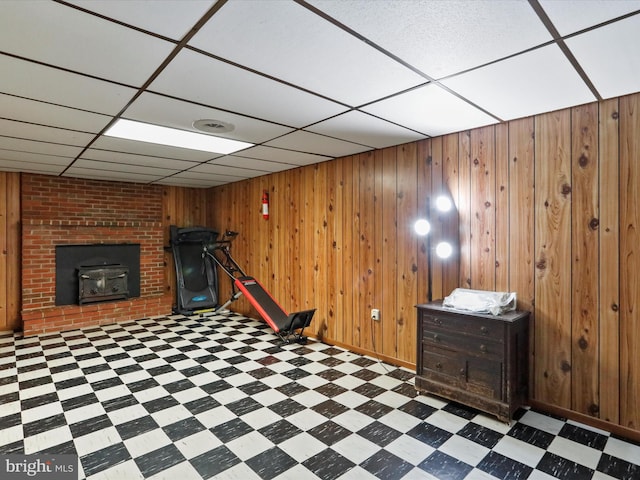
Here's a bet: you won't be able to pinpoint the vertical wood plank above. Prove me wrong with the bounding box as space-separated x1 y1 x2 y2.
495 123 510 292
0 173 8 330
274 171 289 315
324 159 337 342
427 138 444 301
381 147 398 358
351 156 361 347
442 134 461 295
470 126 496 290
508 118 536 311
458 132 472 288
6 173 21 331
342 156 355 346
332 157 346 344
571 103 600 416
619 94 640 430
396 143 418 363
373 149 384 354
300 167 314 320
598 98 620 424
534 110 572 408
416 139 431 303
290 169 302 314
313 162 329 337
508 117 536 398
359 151 376 351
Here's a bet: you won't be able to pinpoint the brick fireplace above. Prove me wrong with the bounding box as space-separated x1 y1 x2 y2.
21 174 172 335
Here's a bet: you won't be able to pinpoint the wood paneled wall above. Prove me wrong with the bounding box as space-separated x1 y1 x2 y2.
0 172 20 332
208 92 640 435
207 145 457 367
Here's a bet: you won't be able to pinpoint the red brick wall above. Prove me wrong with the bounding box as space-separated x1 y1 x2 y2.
21 174 172 335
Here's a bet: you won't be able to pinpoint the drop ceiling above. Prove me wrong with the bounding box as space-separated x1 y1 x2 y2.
1 0 640 188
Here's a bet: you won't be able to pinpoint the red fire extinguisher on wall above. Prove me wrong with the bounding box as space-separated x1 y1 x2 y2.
262 189 269 219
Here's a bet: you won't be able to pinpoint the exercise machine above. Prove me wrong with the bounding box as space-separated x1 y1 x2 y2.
171 226 315 344
170 226 219 314
207 231 315 345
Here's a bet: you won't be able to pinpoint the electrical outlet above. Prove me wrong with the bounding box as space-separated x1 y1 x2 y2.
371 308 380 321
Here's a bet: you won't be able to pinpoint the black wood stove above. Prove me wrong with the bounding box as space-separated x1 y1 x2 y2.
77 264 129 304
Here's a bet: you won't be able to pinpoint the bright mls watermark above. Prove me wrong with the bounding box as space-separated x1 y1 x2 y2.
1 455 77 480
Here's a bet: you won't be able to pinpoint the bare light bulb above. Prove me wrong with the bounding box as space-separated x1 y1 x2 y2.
435 195 453 213
414 219 431 236
435 241 453 259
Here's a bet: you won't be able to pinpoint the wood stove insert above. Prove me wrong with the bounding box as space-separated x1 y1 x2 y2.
55 244 140 306
78 264 129 304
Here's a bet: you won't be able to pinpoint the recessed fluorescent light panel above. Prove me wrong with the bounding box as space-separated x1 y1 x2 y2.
105 119 253 154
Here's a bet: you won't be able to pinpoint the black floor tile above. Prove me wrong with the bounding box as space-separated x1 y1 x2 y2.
245 446 298 480
360 449 414 480
135 443 185 477
418 450 474 480
476 450 533 479
303 448 356 480
537 451 594 479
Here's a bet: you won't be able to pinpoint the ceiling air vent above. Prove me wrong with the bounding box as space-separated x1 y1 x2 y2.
193 119 235 134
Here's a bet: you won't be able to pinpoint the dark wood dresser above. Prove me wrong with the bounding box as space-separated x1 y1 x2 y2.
415 301 529 423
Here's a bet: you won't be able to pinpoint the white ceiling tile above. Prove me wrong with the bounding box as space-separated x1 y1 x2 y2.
0 93 112 133
123 92 293 144
169 171 247 183
214 155 294 173
0 118 96 147
189 0 426 106
0 159 66 175
65 0 217 40
441 44 597 121
153 177 224 188
307 0 552 79
189 163 267 177
566 15 640 100
81 149 200 171
539 0 640 35
306 111 427 149
265 131 371 158
0 1 175 86
90 137 220 162
72 159 179 176
236 146 332 165
63 168 162 183
148 49 349 128
0 137 84 158
0 149 73 166
362 84 497 137
0 55 137 115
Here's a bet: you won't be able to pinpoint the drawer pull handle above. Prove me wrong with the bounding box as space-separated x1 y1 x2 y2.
433 334 440 341
459 368 465 375
435 318 442 325
480 326 489 334
480 344 487 353
435 362 442 369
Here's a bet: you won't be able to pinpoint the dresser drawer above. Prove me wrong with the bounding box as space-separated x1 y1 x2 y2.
420 348 467 390
422 328 504 360
421 347 467 378
421 311 504 342
421 347 503 400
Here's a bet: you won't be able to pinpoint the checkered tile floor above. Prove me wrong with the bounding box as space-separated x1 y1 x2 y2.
1 313 639 480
